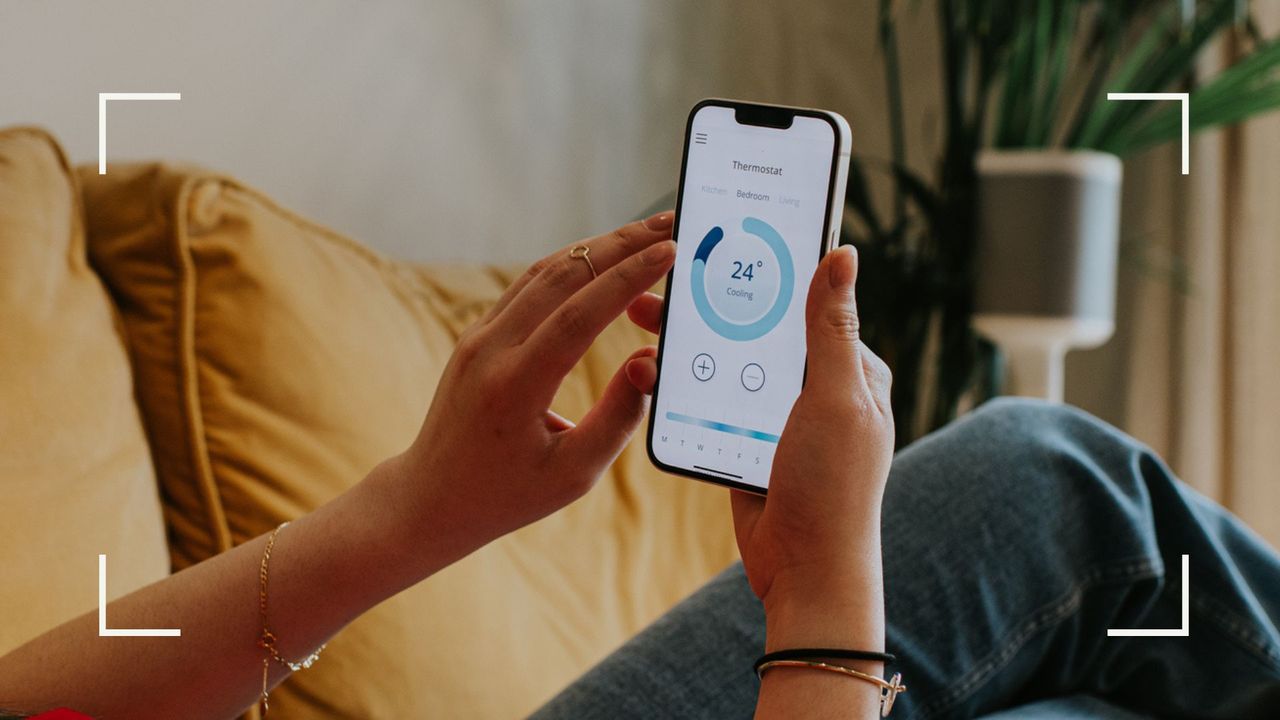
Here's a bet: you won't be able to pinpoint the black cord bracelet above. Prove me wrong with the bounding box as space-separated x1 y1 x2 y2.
754 648 896 676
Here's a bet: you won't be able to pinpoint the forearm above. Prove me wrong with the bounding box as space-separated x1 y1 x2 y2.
0 454 459 720
754 532 886 720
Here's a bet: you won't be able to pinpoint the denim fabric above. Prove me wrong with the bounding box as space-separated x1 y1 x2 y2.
980 695 1146 719
531 399 1280 719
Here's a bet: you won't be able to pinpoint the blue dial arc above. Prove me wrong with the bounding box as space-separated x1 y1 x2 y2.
690 216 794 341
693 225 723 264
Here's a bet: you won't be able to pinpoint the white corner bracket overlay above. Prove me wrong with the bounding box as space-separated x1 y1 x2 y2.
1107 554 1190 638
99 554 181 637
98 92 181 175
1106 92 1190 175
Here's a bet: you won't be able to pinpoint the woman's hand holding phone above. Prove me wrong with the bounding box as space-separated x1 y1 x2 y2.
735 246 893 719
627 243 893 601
729 245 893 646
629 246 892 605
632 245 893 718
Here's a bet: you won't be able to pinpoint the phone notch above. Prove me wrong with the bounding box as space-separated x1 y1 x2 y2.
734 105 795 130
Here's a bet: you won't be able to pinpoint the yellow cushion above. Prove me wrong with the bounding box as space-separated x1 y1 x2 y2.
0 128 169 654
80 163 738 719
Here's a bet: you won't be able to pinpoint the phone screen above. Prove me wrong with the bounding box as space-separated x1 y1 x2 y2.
648 102 843 492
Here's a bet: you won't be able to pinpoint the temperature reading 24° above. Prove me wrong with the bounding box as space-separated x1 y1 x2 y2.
730 259 763 281
693 219 794 340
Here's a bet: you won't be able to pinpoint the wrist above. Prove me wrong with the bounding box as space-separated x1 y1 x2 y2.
761 541 885 654
350 453 484 590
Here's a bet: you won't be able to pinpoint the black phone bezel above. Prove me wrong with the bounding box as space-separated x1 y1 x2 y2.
644 98 844 496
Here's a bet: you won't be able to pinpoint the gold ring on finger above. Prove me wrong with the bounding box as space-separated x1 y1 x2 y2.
569 245 598 279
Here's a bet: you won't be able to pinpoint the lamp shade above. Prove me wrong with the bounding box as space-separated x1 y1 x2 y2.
974 150 1122 323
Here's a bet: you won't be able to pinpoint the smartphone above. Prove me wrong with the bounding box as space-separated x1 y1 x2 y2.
646 98 851 494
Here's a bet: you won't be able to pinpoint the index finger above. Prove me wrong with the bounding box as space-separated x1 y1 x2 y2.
521 240 676 392
482 211 674 326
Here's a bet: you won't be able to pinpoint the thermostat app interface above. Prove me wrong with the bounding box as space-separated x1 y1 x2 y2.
651 105 838 491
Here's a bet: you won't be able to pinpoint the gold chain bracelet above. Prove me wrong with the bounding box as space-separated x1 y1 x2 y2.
757 659 907 717
258 521 327 716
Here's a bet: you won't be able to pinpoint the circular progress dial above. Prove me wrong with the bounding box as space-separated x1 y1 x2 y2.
690 216 794 341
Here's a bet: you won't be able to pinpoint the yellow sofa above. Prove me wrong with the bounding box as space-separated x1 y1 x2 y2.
0 127 739 718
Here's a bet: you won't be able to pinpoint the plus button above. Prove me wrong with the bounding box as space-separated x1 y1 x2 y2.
691 353 716 381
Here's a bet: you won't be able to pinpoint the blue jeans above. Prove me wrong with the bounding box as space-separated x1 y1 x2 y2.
532 399 1280 718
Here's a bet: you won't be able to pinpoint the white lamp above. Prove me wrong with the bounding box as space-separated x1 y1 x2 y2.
972 150 1123 402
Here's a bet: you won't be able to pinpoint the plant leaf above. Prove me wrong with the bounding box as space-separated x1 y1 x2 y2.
1108 36 1280 153
1073 4 1178 148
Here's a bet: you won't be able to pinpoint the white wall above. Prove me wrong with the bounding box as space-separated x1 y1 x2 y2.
5 1 952 263
2 1 946 264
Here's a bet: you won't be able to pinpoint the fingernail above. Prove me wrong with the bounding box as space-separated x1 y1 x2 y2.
624 358 643 383
642 211 674 232
828 245 855 288
642 239 676 265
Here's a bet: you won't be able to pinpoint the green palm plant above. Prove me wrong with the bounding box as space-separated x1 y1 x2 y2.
846 0 1280 444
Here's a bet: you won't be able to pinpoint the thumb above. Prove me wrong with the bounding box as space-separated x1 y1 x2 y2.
803 245 866 396
559 346 656 469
